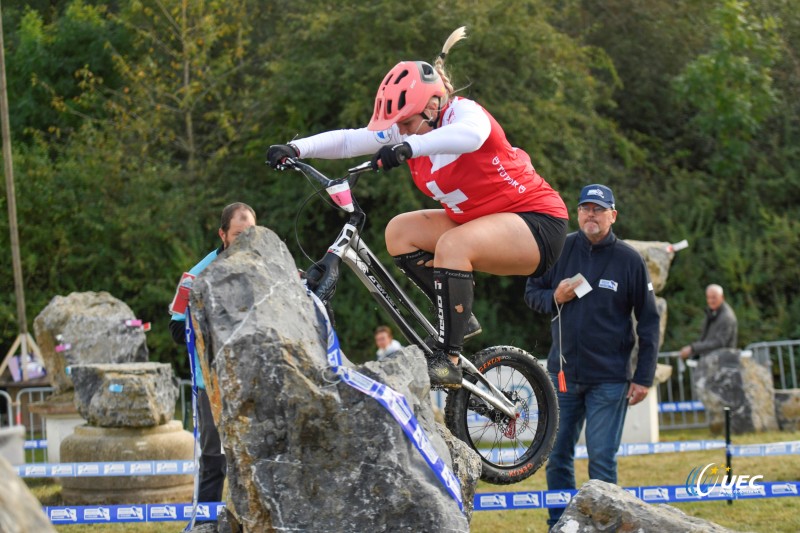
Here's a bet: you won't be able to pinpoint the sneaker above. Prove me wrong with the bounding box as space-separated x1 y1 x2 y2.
464 314 482 340
427 350 462 388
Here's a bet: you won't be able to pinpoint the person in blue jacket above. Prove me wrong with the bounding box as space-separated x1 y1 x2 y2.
524 184 660 529
169 202 256 525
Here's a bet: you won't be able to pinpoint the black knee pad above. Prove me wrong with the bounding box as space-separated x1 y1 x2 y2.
393 250 435 302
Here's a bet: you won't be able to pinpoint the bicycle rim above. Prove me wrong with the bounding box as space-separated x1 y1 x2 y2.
445 345 558 484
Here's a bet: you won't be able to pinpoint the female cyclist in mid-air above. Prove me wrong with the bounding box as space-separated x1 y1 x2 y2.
268 27 568 388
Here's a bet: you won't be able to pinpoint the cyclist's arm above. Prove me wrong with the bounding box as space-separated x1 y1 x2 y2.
291 127 401 159
404 98 491 157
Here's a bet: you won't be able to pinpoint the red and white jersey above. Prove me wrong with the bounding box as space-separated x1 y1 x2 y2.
291 96 568 224
406 98 567 223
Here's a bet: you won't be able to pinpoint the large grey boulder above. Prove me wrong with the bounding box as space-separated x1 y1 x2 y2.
33 291 149 393
625 239 676 294
694 349 778 434
0 455 57 533
554 479 745 532
190 226 475 532
70 363 177 427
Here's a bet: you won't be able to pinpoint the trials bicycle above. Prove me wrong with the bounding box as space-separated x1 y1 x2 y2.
275 157 558 484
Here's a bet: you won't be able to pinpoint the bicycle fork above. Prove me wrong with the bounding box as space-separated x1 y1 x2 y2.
459 357 518 419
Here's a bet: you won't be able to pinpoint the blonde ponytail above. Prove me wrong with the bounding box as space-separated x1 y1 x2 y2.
434 26 467 96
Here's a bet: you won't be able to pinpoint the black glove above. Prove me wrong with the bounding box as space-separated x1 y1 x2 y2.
267 144 299 168
371 142 412 171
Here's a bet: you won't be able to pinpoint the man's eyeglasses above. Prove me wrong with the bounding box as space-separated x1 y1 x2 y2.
578 205 612 215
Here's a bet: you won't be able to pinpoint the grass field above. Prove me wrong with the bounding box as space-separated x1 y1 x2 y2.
26 428 800 533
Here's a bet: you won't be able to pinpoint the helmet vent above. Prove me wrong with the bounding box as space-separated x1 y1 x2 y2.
393 69 410 85
397 91 406 111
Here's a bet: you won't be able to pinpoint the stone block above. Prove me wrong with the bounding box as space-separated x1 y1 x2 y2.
60 420 194 505
0 425 25 466
70 363 177 427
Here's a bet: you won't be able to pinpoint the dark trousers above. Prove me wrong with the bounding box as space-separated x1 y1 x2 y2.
546 376 629 528
197 388 226 505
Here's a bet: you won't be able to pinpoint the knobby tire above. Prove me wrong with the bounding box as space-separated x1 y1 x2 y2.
444 346 559 485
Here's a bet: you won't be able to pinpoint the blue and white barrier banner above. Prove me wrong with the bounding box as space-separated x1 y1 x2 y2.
659 401 705 412
24 439 47 450
14 438 800 480
20 439 800 479
43 481 800 524
310 291 463 512
17 460 196 478
45 502 225 525
474 481 800 511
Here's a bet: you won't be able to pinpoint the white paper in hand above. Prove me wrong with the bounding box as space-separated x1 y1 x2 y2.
569 273 592 298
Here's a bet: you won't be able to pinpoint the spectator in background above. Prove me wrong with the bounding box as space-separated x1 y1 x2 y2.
168 202 256 529
524 183 660 530
375 325 403 361
680 284 738 360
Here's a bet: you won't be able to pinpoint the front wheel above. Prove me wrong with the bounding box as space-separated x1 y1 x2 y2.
445 346 558 484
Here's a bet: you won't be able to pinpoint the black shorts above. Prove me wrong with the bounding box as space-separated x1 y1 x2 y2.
516 212 568 278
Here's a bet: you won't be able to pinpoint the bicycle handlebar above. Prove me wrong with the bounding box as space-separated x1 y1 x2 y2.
277 158 376 187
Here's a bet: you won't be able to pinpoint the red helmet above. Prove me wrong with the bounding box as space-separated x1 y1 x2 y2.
367 61 447 131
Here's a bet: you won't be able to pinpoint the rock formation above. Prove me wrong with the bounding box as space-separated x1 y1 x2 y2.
0 456 57 533
70 363 177 427
554 479 746 532
693 349 778 434
33 291 149 393
774 389 800 431
190 226 477 532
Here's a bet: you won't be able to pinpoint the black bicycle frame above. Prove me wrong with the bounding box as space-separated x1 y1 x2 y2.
320 219 437 355
290 159 517 417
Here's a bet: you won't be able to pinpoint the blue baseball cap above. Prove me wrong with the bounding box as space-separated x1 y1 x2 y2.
578 184 615 209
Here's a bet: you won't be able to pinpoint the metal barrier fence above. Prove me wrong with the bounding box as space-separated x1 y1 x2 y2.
656 351 707 430
0 389 13 427
16 387 53 463
747 339 800 391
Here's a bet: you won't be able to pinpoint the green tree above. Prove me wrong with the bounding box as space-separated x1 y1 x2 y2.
256 0 636 361
673 0 780 189
4 1 129 142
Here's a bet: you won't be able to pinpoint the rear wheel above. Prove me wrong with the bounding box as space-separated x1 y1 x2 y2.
445 345 558 484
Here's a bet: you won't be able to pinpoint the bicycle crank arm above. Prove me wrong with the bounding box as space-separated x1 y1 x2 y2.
459 356 517 418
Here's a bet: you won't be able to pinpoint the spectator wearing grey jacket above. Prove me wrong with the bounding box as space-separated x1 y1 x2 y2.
680 284 738 360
